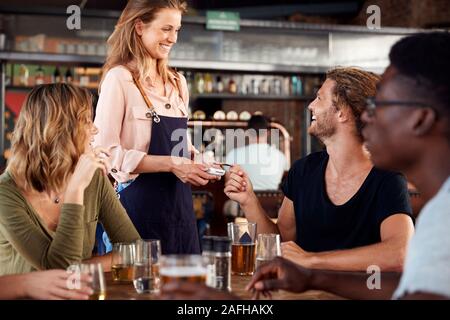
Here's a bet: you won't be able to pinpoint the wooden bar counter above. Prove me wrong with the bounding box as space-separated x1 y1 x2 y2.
104 272 344 300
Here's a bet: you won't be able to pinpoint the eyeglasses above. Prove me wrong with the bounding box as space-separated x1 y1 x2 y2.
365 97 431 117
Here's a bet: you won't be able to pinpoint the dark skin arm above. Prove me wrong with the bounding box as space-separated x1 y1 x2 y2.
246 257 402 300
159 259 448 300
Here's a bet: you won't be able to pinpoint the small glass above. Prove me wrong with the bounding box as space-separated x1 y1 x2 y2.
133 239 161 294
227 221 257 275
68 263 106 300
111 242 135 283
159 255 207 286
255 234 281 270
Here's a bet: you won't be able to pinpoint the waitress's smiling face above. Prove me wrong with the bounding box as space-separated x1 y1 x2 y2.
135 8 182 60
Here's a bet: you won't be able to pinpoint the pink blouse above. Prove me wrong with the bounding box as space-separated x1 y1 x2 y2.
94 66 193 183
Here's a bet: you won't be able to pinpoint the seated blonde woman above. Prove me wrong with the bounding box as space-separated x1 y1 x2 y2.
0 83 140 276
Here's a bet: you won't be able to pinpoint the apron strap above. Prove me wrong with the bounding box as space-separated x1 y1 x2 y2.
126 67 161 123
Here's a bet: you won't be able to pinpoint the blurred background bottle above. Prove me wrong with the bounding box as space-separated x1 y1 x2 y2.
185 71 193 93
204 73 213 93
35 65 45 85
18 64 29 86
216 76 224 93
52 66 61 83
228 77 237 94
195 73 205 94
65 67 73 83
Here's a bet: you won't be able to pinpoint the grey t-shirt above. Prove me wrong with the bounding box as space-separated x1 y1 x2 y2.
393 176 450 299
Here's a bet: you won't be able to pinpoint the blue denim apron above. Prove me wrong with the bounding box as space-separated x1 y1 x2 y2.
118 115 200 254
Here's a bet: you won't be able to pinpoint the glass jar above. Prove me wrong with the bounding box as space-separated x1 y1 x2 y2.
213 237 232 291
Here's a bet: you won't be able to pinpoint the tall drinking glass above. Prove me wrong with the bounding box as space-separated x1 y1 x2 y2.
255 233 281 269
133 239 161 294
111 242 135 283
227 221 257 275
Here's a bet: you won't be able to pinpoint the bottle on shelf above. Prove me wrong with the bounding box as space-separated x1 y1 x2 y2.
260 78 270 95
272 77 282 96
239 76 249 95
79 68 90 87
250 78 259 95
52 66 61 83
65 67 73 83
204 73 213 93
18 64 29 86
195 73 205 94
282 76 291 95
35 65 45 85
228 77 237 94
296 76 303 96
185 71 193 93
216 76 224 93
291 75 303 96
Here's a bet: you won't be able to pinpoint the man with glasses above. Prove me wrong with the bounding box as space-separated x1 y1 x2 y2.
223 67 414 272
244 32 450 299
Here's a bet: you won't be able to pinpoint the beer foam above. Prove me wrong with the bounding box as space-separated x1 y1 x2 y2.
160 266 206 277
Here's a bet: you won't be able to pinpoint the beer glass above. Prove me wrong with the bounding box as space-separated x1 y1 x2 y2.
133 239 161 294
255 233 281 270
227 221 257 275
111 242 135 283
159 255 207 286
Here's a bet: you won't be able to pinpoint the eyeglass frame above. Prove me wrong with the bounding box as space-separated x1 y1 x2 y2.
365 97 435 117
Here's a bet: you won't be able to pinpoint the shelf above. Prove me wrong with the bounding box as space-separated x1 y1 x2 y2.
0 52 328 74
6 85 98 93
171 59 328 74
0 51 105 66
5 85 33 91
191 93 313 100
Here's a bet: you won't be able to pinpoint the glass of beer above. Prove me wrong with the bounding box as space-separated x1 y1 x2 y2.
228 221 257 275
255 233 281 270
159 255 207 286
111 242 135 283
68 263 106 300
133 239 161 294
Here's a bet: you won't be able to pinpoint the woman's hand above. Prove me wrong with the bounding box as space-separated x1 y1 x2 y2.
245 256 313 297
21 270 93 300
65 147 110 204
171 157 220 186
224 165 255 207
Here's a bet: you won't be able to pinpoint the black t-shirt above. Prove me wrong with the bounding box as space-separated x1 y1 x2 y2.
281 151 413 252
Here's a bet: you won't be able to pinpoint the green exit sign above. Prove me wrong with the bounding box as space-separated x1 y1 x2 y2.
206 11 240 31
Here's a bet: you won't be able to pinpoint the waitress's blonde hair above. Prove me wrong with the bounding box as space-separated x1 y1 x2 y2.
7 83 93 193
102 0 187 89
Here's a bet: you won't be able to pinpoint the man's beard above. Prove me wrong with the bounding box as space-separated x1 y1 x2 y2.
308 111 336 141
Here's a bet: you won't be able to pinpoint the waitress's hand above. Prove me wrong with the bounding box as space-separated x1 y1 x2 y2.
65 147 110 203
171 157 220 186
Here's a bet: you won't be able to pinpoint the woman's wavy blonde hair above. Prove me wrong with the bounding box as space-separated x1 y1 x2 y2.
7 83 93 193
101 0 187 88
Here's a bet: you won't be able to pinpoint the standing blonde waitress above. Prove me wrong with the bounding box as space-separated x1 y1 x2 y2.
94 0 218 254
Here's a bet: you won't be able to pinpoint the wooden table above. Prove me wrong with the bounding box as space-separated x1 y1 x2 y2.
104 272 344 300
